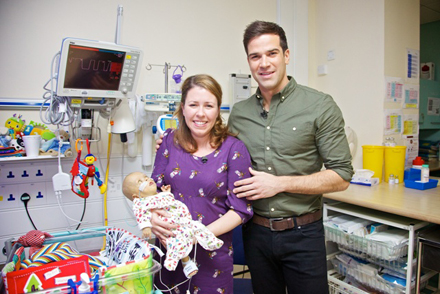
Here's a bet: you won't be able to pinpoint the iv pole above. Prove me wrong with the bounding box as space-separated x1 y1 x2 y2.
146 63 187 93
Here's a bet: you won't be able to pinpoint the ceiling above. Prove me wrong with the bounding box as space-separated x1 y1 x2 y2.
421 0 440 24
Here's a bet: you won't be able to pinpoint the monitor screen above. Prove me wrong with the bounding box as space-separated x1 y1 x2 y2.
56 38 143 99
64 44 125 91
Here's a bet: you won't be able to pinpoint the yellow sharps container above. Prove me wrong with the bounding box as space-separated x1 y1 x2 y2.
384 146 407 183
362 146 385 183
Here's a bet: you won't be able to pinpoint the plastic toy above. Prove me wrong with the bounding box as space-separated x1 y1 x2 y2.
0 247 26 280
25 120 48 136
0 126 12 147
68 272 99 294
10 137 25 150
17 230 53 258
70 139 107 198
5 114 26 139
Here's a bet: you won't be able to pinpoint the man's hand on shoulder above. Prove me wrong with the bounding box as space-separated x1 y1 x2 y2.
155 134 164 151
233 168 281 200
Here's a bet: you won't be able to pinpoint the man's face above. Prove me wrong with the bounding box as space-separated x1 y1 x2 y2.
247 34 290 95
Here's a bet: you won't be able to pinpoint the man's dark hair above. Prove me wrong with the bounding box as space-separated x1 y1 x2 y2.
243 20 288 55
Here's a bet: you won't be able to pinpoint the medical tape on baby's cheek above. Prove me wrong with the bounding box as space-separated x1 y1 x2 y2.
139 181 148 191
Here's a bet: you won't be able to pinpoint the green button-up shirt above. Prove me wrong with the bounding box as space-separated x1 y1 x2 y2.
228 77 353 218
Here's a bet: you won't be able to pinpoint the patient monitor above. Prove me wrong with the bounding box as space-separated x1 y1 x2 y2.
56 38 143 102
54 38 143 140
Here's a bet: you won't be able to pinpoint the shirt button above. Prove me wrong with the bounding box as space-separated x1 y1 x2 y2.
267 126 270 130
268 167 272 170
271 208 275 212
266 147 270 150
293 127 297 131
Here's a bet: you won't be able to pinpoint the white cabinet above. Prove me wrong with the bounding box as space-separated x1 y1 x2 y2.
324 202 435 294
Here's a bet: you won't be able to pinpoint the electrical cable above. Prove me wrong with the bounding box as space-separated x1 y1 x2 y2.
55 191 88 225
20 193 37 230
75 198 87 230
51 130 86 230
155 241 198 293
55 191 80 249
40 52 74 127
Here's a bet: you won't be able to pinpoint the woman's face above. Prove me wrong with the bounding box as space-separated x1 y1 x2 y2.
182 86 219 143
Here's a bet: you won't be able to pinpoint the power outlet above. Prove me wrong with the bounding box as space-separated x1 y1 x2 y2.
318 65 328 75
0 164 21 184
0 184 20 209
107 176 121 194
20 163 47 181
327 50 335 61
19 183 47 206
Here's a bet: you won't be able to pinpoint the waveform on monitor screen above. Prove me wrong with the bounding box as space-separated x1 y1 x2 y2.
68 58 113 72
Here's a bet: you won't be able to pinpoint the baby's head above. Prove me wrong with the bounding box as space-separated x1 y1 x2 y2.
122 172 158 201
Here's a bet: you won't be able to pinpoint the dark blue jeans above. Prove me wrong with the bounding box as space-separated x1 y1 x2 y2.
243 218 329 294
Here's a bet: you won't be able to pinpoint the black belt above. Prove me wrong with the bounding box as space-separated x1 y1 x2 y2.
252 210 322 231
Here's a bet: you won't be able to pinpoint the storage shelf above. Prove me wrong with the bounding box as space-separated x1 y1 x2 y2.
324 202 431 294
330 255 434 294
324 223 408 261
0 154 69 162
328 271 370 294
337 246 413 278
324 202 429 231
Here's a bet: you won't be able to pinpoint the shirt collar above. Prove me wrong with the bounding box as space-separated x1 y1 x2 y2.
255 76 297 103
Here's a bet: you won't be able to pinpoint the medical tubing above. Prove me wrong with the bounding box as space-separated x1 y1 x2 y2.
121 144 138 228
100 129 112 251
155 240 198 292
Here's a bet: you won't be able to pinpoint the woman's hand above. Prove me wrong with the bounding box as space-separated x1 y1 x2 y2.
150 209 176 246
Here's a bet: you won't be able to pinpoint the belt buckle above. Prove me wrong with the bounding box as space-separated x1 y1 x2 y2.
269 217 284 231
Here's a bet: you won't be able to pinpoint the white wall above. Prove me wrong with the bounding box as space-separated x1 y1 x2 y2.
0 0 277 99
309 0 385 170
384 0 420 152
308 0 419 170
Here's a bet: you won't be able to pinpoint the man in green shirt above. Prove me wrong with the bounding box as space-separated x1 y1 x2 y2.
228 20 353 294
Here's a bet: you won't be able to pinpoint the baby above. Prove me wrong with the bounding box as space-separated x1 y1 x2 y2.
122 172 223 278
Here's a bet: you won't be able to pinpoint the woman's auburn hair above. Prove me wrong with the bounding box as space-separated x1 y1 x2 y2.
173 74 234 153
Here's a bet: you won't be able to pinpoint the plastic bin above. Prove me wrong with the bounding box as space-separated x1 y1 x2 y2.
330 256 427 294
324 222 408 261
2 227 161 294
384 146 406 183
404 179 438 190
362 146 385 183
26 258 161 294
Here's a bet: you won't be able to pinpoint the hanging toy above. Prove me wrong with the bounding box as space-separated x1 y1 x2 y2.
70 139 107 198
171 65 184 93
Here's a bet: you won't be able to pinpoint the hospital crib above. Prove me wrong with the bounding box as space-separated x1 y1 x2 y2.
2 227 161 294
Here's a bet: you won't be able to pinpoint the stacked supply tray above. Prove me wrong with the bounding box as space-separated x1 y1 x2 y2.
324 202 436 294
